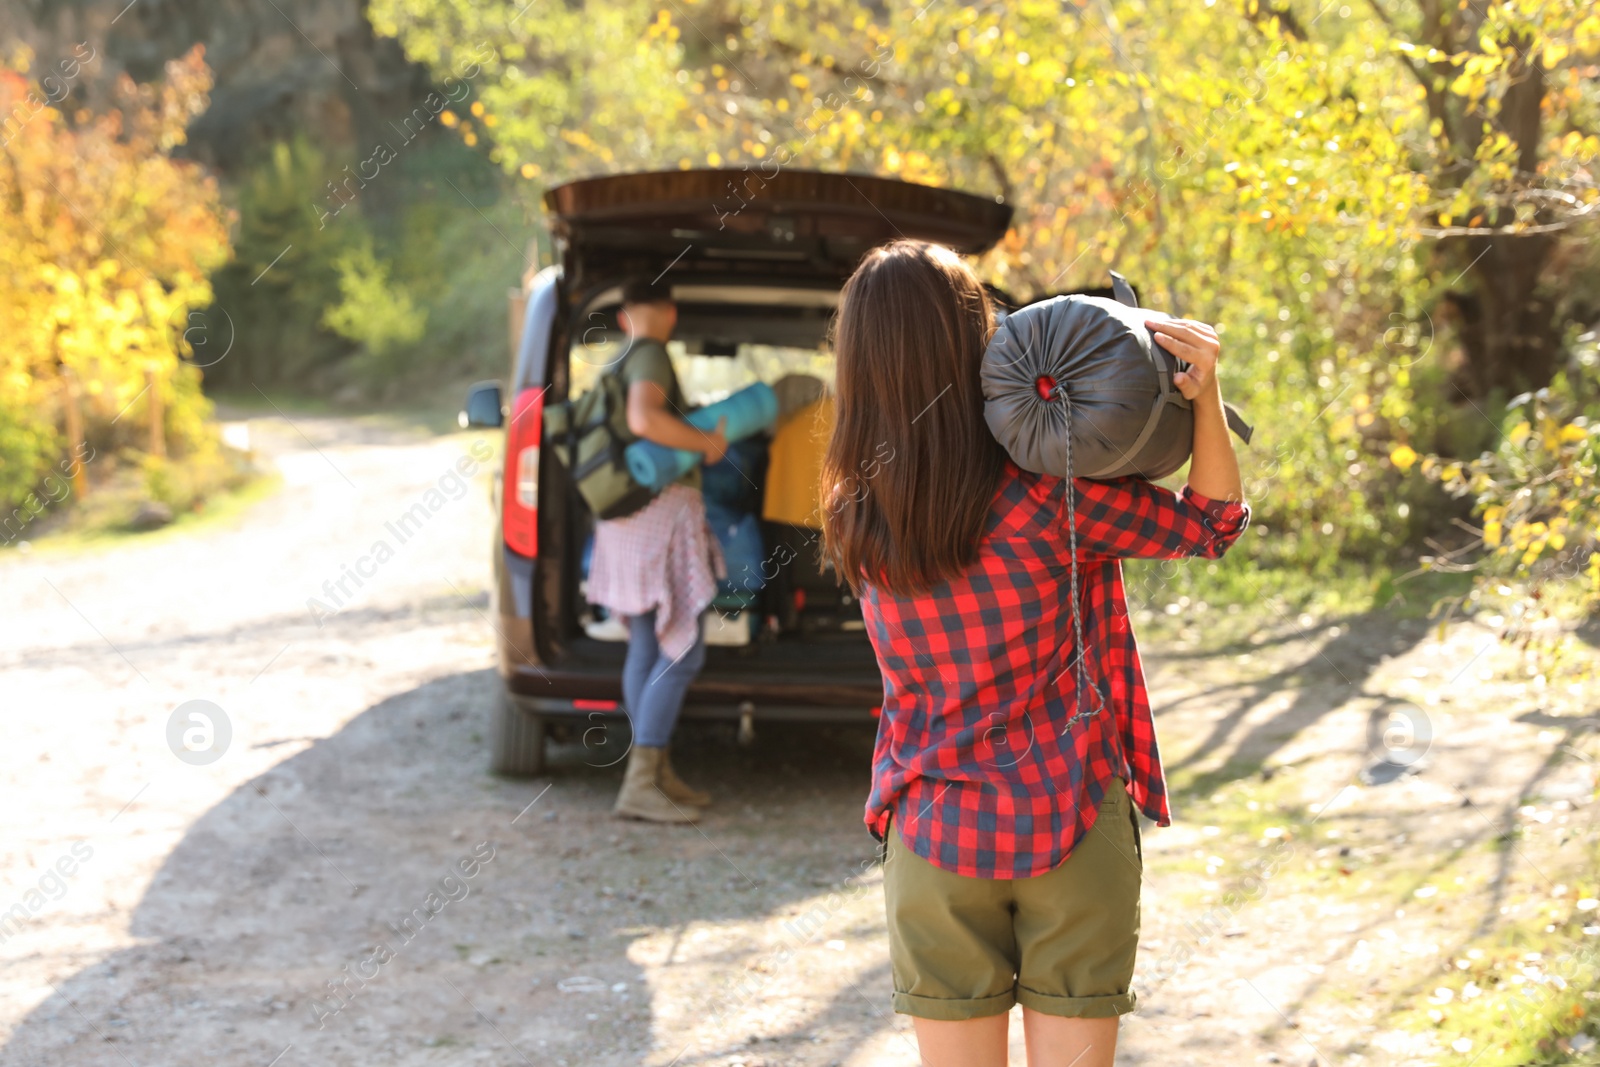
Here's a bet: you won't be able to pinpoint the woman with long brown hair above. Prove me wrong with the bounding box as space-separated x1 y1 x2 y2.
823 241 1249 1067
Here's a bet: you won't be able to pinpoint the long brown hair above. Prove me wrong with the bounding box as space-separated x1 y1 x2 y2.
822 240 1008 596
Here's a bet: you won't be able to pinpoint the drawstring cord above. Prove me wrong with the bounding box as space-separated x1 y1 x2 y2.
1058 389 1106 734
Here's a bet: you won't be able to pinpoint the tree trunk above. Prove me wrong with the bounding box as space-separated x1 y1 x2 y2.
63 370 89 499
147 367 167 459
1446 231 1559 398
1438 36 1558 399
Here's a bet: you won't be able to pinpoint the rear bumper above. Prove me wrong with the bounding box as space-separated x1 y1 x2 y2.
505 661 882 719
518 693 876 724
495 536 881 722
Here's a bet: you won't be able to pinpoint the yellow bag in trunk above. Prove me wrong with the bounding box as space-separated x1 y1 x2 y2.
761 396 835 529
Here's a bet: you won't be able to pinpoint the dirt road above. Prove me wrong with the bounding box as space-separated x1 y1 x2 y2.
1 412 1593 1067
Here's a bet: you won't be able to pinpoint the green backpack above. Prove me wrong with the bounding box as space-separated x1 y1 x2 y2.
543 363 656 521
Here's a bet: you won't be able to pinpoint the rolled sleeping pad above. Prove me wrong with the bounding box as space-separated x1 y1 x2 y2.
625 382 779 492
981 274 1252 482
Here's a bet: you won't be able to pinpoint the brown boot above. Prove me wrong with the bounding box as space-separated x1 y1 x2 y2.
658 747 711 807
613 746 698 823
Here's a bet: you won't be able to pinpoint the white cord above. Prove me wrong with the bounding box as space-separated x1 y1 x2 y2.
1059 394 1107 733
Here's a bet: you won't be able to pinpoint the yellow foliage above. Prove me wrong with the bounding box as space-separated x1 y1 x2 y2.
0 45 229 512
1434 388 1600 611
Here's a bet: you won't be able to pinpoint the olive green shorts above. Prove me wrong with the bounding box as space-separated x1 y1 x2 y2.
883 780 1143 1021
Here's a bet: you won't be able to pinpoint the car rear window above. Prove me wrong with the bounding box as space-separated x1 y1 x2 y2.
569 337 834 408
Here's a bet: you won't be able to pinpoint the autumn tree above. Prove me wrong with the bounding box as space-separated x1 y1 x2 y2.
0 44 232 527
366 0 1596 569
1316 1 1596 397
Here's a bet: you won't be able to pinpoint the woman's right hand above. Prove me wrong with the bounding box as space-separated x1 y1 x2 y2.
1146 318 1222 401
702 418 730 465
1149 318 1243 502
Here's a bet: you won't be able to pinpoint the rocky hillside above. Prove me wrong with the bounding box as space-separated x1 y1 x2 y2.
2 0 432 173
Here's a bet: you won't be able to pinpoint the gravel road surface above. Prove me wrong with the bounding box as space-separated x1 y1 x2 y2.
1 412 1590 1066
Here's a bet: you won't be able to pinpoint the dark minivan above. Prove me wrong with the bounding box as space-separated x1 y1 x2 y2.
461 168 1013 775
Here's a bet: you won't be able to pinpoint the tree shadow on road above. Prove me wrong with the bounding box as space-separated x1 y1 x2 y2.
1159 612 1431 797
5 668 891 1067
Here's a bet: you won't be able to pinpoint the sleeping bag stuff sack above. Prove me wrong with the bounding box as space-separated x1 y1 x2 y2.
981 274 1252 482
624 382 779 493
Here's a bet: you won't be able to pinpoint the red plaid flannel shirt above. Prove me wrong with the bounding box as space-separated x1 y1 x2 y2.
862 461 1250 878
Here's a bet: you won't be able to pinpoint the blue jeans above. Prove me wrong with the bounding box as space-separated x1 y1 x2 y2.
623 610 706 748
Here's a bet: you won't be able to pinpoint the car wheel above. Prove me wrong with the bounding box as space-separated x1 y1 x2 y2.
489 690 547 777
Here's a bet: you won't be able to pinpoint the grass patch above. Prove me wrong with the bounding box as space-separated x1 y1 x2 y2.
209 378 478 438
11 468 281 557
1365 750 1600 1065
1158 769 1524 910
1169 756 1279 802
1144 742 1600 1066
1387 871 1600 1065
1126 549 1474 647
1155 777 1324 899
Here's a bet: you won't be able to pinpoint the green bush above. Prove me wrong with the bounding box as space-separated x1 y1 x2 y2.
1427 363 1600 620
206 137 362 390
322 239 429 368
140 433 250 516
205 130 526 399
0 389 57 537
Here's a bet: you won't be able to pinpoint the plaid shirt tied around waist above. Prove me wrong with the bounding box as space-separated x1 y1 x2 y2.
863 461 1250 879
587 484 725 660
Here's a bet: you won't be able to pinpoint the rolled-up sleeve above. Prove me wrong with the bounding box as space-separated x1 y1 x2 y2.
1068 477 1250 561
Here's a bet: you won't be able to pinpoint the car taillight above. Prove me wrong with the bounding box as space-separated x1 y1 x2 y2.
502 387 544 557
516 445 539 508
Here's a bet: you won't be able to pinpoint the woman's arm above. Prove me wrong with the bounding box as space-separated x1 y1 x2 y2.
1147 317 1243 504
1069 476 1249 562
1062 317 1249 561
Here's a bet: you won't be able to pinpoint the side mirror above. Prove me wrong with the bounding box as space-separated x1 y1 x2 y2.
460 381 504 429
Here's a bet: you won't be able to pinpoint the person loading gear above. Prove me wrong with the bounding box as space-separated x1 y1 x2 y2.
586 278 728 823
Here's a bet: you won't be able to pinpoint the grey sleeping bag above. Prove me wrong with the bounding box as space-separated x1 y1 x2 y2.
982 277 1251 482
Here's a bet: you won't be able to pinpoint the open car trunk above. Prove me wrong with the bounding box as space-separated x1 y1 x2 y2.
548 286 884 683
545 168 1014 293
532 170 1014 698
